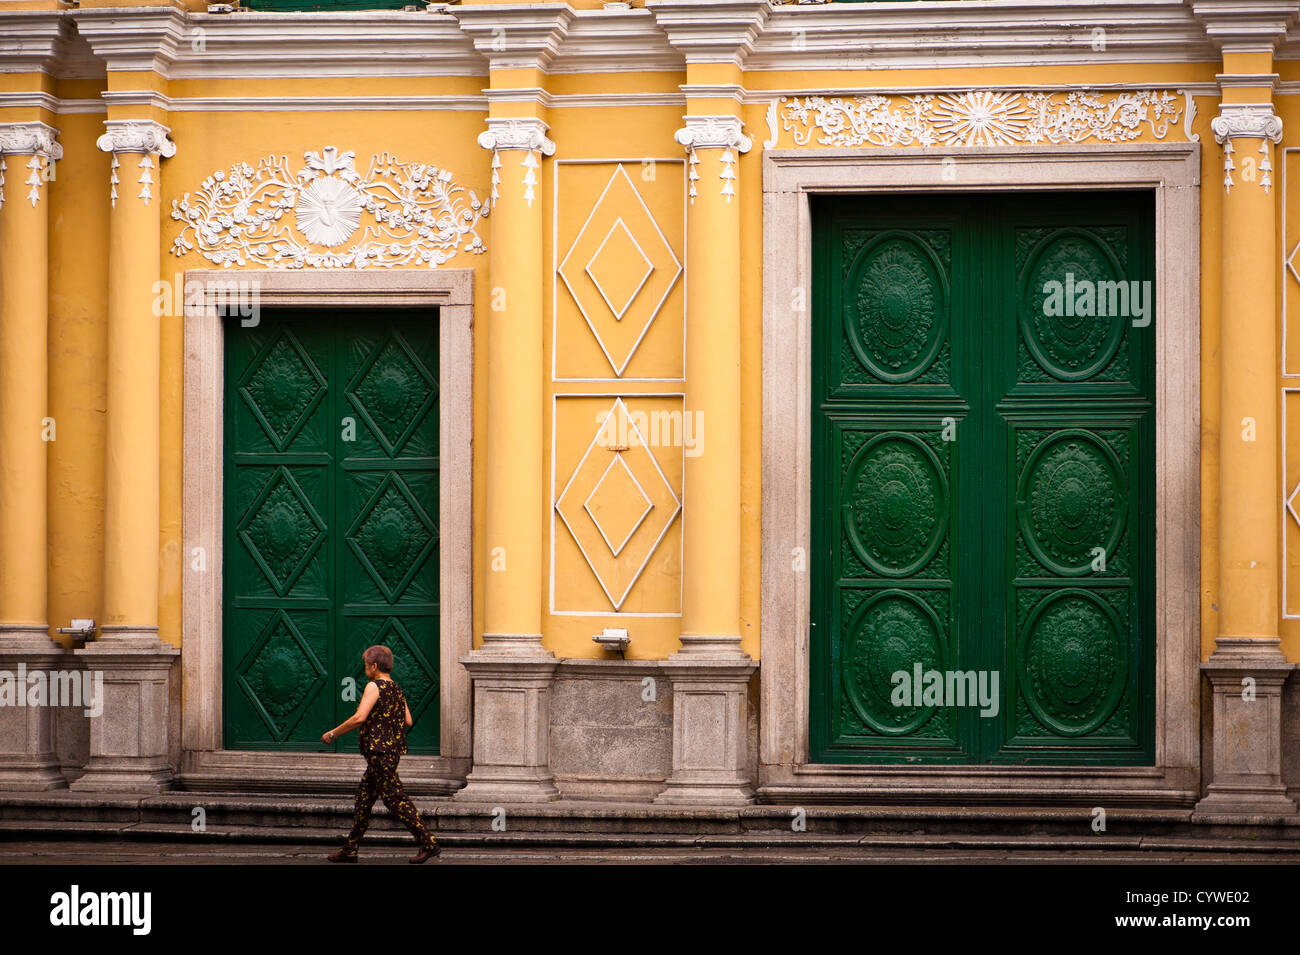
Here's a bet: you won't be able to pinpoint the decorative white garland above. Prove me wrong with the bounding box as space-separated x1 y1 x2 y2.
170 146 489 269
776 90 1188 149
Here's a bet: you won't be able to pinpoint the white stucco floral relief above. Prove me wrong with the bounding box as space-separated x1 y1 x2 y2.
170 146 489 269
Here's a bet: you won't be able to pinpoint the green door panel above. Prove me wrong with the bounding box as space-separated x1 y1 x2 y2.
224 309 440 754
811 192 1155 765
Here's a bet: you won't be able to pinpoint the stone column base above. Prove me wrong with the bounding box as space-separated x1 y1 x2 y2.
455 634 559 803
69 629 179 794
0 627 68 791
1195 639 1297 818
654 652 757 806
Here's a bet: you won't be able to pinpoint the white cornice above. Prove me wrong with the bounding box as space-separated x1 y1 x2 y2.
1216 72 1280 87
750 0 1218 70
450 4 575 71
70 8 187 73
0 11 101 79
0 2 1287 82
647 0 770 66
680 83 746 102
158 12 483 79
547 8 681 73
1192 0 1300 52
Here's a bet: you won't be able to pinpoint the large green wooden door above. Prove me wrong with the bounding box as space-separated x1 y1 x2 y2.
224 308 440 753
810 192 1155 765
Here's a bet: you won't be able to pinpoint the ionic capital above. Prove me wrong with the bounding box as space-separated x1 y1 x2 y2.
1212 102 1283 144
96 119 177 158
674 114 752 153
0 122 63 160
476 117 556 156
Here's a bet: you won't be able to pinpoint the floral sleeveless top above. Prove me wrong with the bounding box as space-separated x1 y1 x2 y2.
358 680 409 756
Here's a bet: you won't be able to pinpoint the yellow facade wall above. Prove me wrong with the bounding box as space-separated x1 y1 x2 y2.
23 48 1296 668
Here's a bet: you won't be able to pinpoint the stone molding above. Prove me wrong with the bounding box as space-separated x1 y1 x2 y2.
759 142 1202 805
180 268 476 790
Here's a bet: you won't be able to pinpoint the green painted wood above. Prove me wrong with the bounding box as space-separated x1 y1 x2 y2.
224 309 440 754
810 192 1155 765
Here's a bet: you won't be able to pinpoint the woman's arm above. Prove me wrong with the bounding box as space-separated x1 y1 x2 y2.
404 702 413 728
322 681 379 745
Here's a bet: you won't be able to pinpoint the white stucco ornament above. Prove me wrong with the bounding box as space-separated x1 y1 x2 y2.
477 118 555 208
776 89 1189 148
674 115 751 204
0 122 64 209
1212 102 1282 195
170 146 490 269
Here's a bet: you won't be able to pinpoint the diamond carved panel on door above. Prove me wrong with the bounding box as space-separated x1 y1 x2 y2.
812 193 1155 765
225 309 439 753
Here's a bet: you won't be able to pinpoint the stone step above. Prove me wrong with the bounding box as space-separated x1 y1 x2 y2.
3 819 1299 854
4 791 1300 842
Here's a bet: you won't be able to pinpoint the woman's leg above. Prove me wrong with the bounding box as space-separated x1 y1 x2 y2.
343 756 382 854
375 753 437 849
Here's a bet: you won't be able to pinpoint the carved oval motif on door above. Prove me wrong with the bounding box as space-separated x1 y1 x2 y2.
842 589 948 736
845 231 950 383
842 431 949 578
1020 228 1126 381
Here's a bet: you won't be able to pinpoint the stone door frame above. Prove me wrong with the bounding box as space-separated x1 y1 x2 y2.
759 143 1201 805
181 269 474 792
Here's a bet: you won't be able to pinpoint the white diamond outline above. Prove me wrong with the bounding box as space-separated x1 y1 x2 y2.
557 165 683 377
584 216 655 322
1289 480 1300 530
583 453 654 558
555 397 682 611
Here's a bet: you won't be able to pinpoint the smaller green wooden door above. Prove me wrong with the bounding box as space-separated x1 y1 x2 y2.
810 192 1155 765
224 308 440 753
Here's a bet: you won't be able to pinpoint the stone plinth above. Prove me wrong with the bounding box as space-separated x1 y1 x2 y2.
655 652 757 806
1196 639 1297 818
0 626 68 791
455 634 559 803
69 629 179 793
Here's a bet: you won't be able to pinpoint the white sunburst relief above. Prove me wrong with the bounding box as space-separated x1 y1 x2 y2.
169 145 490 268
777 89 1191 149
930 91 1028 147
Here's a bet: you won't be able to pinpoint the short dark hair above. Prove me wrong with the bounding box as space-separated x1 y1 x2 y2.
363 645 394 673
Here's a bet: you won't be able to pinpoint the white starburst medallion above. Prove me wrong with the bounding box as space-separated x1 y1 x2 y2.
296 177 365 247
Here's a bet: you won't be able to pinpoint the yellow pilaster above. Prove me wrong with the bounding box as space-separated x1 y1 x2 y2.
1213 85 1283 652
675 109 748 655
478 113 552 648
0 121 60 648
96 119 175 643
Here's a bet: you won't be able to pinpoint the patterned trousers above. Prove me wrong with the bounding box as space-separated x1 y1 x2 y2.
343 752 436 853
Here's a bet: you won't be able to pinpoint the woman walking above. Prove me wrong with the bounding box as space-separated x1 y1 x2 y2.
323 645 440 863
